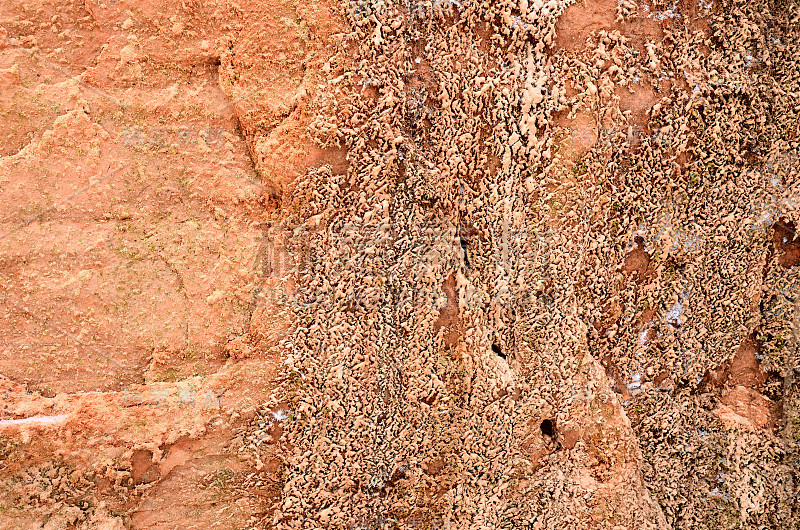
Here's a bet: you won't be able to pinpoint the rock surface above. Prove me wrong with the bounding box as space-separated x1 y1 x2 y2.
0 0 799 528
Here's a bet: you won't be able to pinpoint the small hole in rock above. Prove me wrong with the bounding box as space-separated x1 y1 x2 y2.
492 343 506 359
540 418 556 438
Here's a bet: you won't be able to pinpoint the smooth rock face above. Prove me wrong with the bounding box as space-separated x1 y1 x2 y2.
0 0 799 528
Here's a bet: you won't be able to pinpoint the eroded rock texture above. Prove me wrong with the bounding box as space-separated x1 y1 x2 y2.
271 0 800 527
0 0 799 529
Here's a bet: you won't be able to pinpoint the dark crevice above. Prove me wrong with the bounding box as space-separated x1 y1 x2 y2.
540 418 556 439
459 235 470 267
492 343 505 359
